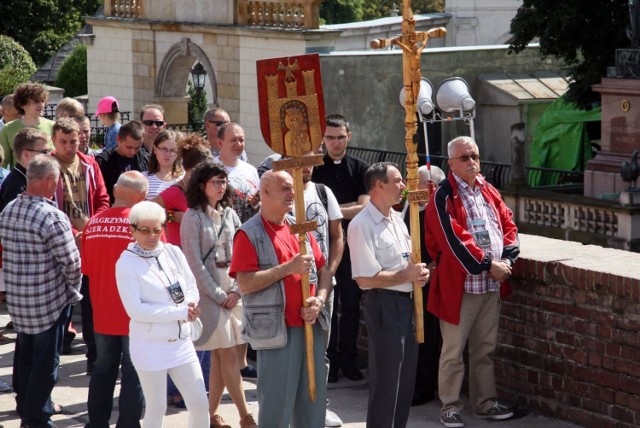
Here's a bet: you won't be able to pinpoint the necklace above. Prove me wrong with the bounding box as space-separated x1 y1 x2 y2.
263 216 298 258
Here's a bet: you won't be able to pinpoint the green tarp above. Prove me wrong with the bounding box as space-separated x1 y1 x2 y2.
529 97 601 186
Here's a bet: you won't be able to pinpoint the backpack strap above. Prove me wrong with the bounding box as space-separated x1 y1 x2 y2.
314 183 328 212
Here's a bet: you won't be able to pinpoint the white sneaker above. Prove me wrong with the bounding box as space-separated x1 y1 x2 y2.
0 379 11 392
325 409 342 427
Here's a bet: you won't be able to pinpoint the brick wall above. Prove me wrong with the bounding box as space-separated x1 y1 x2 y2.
354 234 640 427
496 235 640 427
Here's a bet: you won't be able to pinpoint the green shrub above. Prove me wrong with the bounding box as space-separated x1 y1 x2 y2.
0 35 37 96
55 43 87 98
187 80 208 124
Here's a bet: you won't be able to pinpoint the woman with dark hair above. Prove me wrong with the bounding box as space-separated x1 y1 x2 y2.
143 130 184 200
152 133 212 246
181 160 257 428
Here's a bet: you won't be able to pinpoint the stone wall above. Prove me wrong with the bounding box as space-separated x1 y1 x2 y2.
319 45 562 163
355 234 640 427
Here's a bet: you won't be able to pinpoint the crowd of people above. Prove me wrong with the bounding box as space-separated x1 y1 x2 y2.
0 82 520 428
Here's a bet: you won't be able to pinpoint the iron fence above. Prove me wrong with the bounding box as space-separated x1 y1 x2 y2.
345 146 584 193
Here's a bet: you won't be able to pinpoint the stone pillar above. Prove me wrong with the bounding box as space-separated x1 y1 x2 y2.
585 78 640 198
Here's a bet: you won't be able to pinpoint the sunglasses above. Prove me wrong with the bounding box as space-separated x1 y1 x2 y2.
25 148 51 155
209 120 229 127
450 154 480 162
142 120 165 127
132 225 164 235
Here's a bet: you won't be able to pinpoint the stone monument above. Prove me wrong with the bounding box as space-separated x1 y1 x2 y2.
585 0 640 199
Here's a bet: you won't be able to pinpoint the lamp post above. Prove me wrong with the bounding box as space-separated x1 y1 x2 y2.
190 62 207 95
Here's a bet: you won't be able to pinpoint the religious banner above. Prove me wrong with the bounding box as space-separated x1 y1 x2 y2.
257 53 326 157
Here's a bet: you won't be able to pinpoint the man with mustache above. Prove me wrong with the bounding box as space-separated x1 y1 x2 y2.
425 136 520 428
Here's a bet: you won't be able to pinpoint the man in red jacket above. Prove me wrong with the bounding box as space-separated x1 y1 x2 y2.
51 117 110 368
425 136 519 428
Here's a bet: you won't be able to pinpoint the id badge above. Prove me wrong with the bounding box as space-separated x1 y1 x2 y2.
167 282 185 304
470 219 491 248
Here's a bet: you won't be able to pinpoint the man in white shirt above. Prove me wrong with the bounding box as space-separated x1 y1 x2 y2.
348 162 429 428
214 122 260 222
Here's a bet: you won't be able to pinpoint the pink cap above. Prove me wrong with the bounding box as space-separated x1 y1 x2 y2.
95 96 119 117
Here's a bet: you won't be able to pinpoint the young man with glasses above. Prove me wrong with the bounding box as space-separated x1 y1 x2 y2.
312 114 370 384
204 107 248 161
140 104 167 153
426 136 519 427
0 127 49 211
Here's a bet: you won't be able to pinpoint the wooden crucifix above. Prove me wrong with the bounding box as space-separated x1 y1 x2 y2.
257 53 326 401
371 1 446 343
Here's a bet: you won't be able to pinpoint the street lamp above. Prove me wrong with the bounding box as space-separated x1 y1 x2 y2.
190 62 207 95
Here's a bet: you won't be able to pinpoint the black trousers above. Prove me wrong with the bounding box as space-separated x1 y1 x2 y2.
414 284 442 398
327 253 362 367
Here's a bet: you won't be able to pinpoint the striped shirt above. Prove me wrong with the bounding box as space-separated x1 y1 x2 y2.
0 194 82 334
453 174 504 294
143 171 184 201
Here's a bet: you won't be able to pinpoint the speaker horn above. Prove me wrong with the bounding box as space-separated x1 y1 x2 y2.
398 78 434 117
435 77 475 113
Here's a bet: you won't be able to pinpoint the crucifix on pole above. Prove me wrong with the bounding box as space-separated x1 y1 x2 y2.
371 1 446 343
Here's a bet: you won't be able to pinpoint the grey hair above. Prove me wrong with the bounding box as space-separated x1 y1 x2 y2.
447 136 477 157
27 154 60 181
364 162 398 193
418 165 446 184
129 201 166 226
115 171 148 194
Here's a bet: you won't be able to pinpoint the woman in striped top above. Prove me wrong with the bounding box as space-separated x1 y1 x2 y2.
143 130 184 200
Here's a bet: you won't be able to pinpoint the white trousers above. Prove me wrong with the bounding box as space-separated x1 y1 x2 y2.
136 360 209 428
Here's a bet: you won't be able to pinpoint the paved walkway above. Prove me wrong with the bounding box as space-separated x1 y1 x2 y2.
0 307 583 428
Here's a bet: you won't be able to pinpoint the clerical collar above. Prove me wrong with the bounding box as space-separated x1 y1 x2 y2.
333 159 342 165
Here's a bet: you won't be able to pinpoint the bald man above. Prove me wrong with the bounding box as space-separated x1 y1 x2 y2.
230 170 333 427
82 171 148 428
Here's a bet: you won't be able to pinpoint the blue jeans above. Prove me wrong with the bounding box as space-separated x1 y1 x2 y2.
17 305 70 428
86 333 142 428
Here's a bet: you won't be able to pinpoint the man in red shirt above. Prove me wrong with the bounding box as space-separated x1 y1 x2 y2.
230 170 333 427
81 171 148 428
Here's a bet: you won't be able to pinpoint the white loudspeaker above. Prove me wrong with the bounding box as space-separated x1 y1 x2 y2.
436 77 475 113
398 78 434 117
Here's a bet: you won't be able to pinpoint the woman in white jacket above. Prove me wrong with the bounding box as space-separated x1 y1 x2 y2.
116 201 208 428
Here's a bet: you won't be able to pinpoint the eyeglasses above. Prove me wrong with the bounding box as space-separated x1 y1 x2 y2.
25 148 51 155
450 154 480 162
155 146 177 155
142 120 165 127
323 135 347 141
209 120 229 127
209 179 228 187
132 225 164 235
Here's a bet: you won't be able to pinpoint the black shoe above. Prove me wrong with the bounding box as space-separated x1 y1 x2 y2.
61 343 72 355
328 364 339 383
240 364 257 379
411 391 434 406
341 363 363 381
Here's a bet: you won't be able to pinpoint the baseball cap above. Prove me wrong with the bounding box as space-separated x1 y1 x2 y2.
95 96 119 117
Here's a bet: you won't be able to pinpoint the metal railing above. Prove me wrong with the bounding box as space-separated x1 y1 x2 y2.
346 146 585 192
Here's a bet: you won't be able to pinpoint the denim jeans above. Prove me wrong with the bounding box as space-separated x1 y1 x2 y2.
86 333 143 428
17 305 70 428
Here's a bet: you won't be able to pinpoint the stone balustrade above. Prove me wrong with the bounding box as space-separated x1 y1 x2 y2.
237 0 323 29
104 0 144 19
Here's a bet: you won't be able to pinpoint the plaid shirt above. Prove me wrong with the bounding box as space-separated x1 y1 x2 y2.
453 174 504 294
0 194 82 334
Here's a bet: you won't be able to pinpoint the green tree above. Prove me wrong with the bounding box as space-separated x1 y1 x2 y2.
0 35 37 96
510 0 629 109
187 80 208 124
321 0 443 24
0 0 101 66
55 43 87 97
